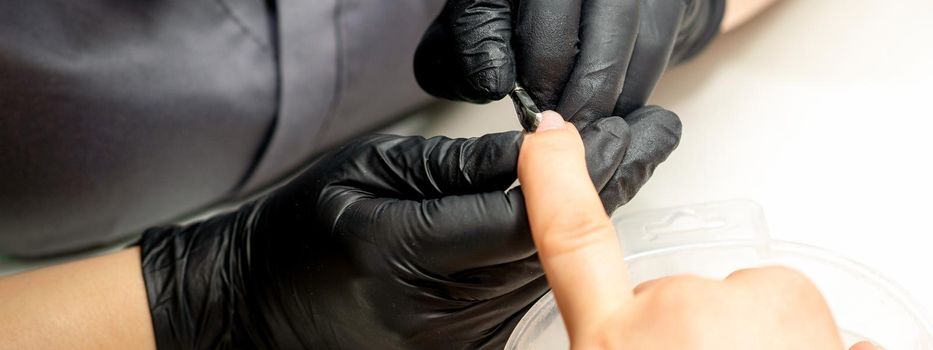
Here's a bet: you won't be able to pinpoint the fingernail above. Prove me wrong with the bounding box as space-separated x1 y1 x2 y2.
536 111 564 131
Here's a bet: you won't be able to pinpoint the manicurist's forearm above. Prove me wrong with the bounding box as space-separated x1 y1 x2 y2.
723 0 780 32
0 248 155 350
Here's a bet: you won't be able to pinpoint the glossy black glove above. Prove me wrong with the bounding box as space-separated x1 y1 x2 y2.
139 106 681 349
414 0 724 120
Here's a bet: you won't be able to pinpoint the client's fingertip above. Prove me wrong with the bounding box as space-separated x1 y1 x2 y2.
535 110 567 131
850 341 884 350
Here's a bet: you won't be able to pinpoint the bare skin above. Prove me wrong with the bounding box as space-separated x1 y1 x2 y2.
724 0 781 32
518 111 880 350
0 248 155 350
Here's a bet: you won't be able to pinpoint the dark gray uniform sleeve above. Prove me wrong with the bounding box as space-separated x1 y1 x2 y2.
0 0 441 257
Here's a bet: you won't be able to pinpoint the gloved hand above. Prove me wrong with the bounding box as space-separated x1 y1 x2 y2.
138 106 681 349
414 0 724 121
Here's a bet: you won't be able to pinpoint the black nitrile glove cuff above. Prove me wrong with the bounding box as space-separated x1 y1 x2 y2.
139 205 258 350
670 0 726 65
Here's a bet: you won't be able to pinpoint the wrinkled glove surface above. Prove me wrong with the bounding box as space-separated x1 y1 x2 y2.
139 106 681 349
415 0 724 120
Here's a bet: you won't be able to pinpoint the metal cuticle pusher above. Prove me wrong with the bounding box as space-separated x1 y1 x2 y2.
509 84 543 132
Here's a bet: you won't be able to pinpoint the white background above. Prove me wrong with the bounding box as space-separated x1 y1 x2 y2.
396 0 933 320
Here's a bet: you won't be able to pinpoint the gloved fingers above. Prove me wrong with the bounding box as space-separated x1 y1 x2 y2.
338 193 543 298
414 20 468 101
349 131 522 198
417 131 522 196
444 254 544 300
379 190 536 275
599 106 682 212
414 0 516 103
383 118 633 275
613 0 685 116
407 275 550 350
464 276 550 350
472 284 548 350
512 0 584 112
579 116 632 210
449 0 516 100
667 0 727 65
557 0 640 127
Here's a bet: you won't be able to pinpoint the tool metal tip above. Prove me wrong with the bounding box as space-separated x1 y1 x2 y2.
509 85 543 132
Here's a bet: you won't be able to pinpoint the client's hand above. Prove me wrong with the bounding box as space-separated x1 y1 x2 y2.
518 111 881 350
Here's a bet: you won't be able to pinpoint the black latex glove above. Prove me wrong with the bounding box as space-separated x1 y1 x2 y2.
139 106 681 349
414 0 724 121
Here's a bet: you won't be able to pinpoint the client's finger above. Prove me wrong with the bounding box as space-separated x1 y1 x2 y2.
850 341 882 350
518 110 632 340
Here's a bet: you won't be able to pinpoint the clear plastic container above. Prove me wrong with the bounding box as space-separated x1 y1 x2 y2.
506 200 933 349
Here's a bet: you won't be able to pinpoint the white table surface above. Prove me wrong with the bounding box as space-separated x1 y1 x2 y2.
392 0 933 320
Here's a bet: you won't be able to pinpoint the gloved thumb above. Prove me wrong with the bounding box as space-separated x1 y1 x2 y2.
414 0 516 103
517 111 633 342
